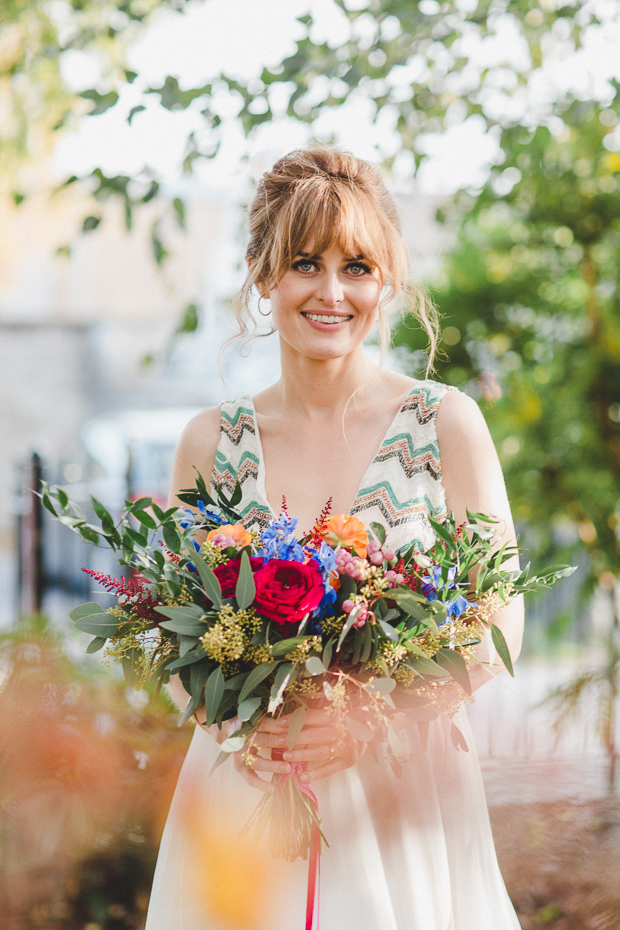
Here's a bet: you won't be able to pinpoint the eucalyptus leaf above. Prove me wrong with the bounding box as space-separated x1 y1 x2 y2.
237 696 262 721
235 550 256 610
491 623 514 676
238 661 277 704
435 647 472 694
305 656 326 676
205 667 225 726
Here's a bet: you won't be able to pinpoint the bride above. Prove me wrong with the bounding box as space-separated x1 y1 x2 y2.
145 147 523 929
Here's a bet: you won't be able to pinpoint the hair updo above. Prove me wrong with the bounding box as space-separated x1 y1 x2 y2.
233 146 438 367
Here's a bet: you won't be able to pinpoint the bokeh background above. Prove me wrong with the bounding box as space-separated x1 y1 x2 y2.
1 1 620 927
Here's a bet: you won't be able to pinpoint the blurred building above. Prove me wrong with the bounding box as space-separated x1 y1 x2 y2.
0 179 445 620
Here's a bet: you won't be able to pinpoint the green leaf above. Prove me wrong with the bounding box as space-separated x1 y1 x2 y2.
191 659 210 709
127 104 145 125
238 661 277 703
86 636 107 654
220 735 246 753
205 667 225 726
370 521 386 545
133 509 157 529
322 637 334 669
156 605 204 622
305 656 326 676
410 655 446 677
336 605 360 651
491 624 514 676
122 653 142 689
435 648 472 695
70 602 108 622
176 301 199 334
235 550 256 610
237 696 262 721
74 616 120 636
167 649 203 671
82 215 102 233
345 716 373 741
159 618 207 636
191 554 222 607
287 705 306 750
210 749 232 775
162 521 181 554
365 677 396 696
178 696 197 727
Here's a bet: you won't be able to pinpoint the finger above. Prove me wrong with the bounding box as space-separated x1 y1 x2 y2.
256 715 290 733
248 731 288 750
233 753 290 791
282 745 334 764
292 725 339 746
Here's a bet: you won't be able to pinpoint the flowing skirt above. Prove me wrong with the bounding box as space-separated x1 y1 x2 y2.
145 708 520 930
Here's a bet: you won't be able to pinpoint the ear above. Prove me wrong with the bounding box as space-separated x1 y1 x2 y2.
247 258 270 299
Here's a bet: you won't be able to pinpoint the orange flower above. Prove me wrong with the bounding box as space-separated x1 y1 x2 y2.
206 524 253 548
323 514 368 558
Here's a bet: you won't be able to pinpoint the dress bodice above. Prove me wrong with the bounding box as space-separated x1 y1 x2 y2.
210 380 458 553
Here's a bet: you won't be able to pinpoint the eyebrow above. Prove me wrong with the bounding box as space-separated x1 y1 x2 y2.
296 251 366 260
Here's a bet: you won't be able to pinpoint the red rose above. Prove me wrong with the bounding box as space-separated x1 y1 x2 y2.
213 557 265 598
253 558 324 626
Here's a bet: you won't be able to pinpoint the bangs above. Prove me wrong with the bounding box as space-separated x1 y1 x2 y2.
268 178 398 286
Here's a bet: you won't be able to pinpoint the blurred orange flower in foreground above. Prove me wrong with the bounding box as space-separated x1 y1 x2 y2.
322 514 368 558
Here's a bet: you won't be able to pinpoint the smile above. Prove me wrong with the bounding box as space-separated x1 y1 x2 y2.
301 312 354 324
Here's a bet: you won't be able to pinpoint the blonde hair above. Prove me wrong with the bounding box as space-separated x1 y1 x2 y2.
232 146 439 369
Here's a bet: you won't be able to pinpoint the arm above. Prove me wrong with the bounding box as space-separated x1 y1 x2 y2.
436 389 524 685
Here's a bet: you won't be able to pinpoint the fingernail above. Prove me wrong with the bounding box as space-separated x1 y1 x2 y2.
300 773 309 782
276 735 285 745
277 716 289 727
283 751 292 761
281 763 291 773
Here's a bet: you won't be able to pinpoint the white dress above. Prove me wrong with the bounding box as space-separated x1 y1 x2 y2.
145 381 521 930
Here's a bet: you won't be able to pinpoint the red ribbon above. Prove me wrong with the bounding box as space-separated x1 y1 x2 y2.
272 753 321 930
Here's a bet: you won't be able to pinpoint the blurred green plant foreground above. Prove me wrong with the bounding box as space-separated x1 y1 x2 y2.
0 615 191 930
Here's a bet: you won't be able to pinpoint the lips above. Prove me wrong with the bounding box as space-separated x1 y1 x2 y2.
301 312 354 324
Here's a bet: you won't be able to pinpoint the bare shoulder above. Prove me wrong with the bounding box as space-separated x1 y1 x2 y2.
168 405 221 507
434 388 510 525
435 388 489 444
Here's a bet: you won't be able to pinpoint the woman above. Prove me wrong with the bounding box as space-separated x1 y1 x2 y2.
146 147 523 929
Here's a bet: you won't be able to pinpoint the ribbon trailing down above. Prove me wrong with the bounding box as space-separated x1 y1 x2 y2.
272 751 321 930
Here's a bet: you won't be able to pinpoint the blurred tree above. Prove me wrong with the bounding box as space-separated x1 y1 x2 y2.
4 1 613 241
393 90 620 789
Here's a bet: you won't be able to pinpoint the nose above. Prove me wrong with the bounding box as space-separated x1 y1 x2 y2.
315 270 344 306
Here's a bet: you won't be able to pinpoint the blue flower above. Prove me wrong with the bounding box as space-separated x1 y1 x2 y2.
258 513 305 563
196 500 225 524
447 594 470 618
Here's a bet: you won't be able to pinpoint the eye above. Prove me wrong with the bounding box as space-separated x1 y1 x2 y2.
292 259 317 273
346 261 372 276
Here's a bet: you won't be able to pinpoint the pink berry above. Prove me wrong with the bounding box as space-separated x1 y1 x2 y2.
342 599 354 614
369 551 383 565
382 546 396 562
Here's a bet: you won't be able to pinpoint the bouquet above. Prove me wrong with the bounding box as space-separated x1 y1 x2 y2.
41 473 573 866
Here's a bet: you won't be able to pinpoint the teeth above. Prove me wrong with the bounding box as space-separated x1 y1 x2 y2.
304 313 351 323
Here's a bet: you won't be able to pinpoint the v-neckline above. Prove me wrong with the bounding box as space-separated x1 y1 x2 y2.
247 383 420 521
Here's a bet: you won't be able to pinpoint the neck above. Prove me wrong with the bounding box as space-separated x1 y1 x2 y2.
273 340 381 417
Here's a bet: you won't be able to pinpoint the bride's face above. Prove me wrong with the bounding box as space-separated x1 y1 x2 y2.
264 241 383 360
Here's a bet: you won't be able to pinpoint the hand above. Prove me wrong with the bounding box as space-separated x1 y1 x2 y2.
279 707 367 783
231 714 292 794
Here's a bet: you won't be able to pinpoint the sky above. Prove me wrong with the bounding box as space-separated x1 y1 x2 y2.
52 0 620 197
